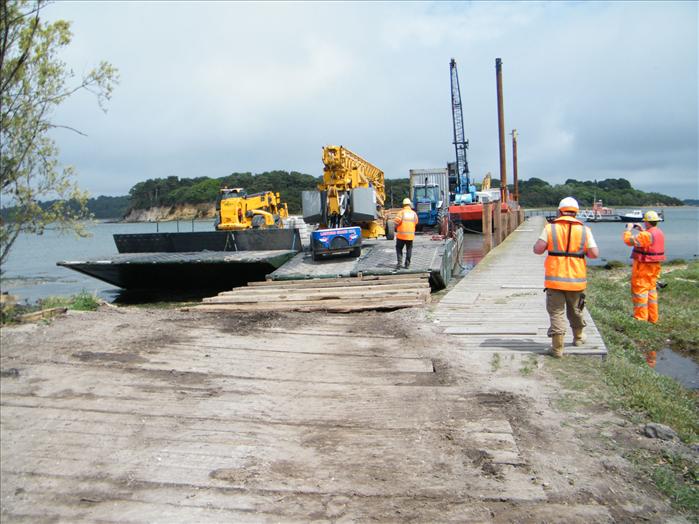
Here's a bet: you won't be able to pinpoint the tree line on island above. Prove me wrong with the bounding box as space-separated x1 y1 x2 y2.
2 173 685 222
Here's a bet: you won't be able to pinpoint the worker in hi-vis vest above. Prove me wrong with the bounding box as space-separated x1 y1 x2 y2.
533 197 599 358
393 198 418 269
623 210 666 324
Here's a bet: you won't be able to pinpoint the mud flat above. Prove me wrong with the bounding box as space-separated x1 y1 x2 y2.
0 218 688 522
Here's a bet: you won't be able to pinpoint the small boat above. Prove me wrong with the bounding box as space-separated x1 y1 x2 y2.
584 200 621 222
619 210 664 223
619 210 644 222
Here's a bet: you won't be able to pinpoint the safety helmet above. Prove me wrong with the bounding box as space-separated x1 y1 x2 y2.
558 197 579 213
403 198 412 206
644 210 660 222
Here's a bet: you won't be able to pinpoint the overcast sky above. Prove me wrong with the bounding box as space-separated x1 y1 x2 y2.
47 1 698 199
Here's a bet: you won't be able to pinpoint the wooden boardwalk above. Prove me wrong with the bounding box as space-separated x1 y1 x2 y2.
434 216 607 356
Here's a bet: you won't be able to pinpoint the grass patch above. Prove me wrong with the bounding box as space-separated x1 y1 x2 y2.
491 353 502 372
628 449 699 517
519 354 538 376
41 290 100 311
1 290 101 324
547 260 699 515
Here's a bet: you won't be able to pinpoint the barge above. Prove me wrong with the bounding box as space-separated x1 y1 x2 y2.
57 229 302 292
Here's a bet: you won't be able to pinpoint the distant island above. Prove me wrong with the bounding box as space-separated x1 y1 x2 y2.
1 173 688 221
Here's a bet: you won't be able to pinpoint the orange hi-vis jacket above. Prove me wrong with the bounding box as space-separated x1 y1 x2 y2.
544 216 590 291
627 226 666 263
395 207 418 241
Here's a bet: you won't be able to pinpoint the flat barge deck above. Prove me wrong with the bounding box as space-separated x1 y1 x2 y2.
57 228 463 293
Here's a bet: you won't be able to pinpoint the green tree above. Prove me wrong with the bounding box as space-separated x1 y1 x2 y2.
0 0 118 267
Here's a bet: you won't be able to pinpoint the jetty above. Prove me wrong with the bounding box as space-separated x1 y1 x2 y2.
1 217 622 522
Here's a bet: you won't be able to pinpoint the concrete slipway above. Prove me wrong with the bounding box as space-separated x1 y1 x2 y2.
2 218 682 523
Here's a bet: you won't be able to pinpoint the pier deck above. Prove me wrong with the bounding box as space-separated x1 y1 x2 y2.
434 216 607 356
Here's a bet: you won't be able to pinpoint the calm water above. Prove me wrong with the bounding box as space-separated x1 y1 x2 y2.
1 207 697 303
1 219 215 303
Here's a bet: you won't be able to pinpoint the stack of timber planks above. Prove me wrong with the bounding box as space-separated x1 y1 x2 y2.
195 273 431 313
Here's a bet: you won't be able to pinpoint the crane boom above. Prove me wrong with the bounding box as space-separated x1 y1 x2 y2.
450 58 470 196
320 145 385 208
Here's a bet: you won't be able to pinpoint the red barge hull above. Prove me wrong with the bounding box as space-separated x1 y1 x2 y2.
448 202 509 232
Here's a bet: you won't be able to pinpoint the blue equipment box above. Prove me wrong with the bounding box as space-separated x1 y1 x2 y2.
311 226 362 260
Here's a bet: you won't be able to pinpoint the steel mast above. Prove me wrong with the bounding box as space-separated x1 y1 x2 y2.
449 58 470 196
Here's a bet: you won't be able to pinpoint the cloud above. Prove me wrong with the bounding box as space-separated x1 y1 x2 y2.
45 1 698 199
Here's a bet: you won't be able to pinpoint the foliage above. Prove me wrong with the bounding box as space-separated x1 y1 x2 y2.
1 289 100 324
515 177 683 208
0 0 118 268
384 178 411 208
40 289 99 311
1 195 130 221
128 171 321 214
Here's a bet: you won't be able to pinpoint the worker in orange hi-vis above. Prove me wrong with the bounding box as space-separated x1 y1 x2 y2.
623 210 666 325
533 197 599 358
394 198 418 269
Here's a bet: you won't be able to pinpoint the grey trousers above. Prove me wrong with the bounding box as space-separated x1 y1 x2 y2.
546 288 586 337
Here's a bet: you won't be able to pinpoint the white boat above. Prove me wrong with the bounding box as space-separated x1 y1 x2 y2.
619 209 664 223
619 210 644 222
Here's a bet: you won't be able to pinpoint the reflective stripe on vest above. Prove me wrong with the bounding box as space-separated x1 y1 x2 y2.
396 208 418 240
632 227 666 263
544 216 588 291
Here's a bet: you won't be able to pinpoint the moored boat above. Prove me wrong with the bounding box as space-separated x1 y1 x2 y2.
619 209 664 222
584 200 621 222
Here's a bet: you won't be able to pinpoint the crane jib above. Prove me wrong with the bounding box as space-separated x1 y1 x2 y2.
450 59 470 196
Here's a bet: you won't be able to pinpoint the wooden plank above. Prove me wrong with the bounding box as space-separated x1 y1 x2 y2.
248 273 430 287
193 298 426 313
17 307 67 323
444 327 538 335
216 281 430 296
203 288 430 304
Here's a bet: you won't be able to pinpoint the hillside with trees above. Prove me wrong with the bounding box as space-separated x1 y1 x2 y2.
515 178 683 207
127 171 319 215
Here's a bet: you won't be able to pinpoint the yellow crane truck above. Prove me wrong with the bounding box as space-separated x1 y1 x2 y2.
302 145 394 259
215 187 289 231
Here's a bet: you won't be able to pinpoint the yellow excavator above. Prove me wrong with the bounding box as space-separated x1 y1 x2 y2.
304 145 392 238
215 187 289 231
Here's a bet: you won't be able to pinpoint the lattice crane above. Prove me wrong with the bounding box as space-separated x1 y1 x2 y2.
450 58 471 198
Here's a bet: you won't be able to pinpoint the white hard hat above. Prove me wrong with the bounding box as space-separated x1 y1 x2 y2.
403 198 412 206
558 197 579 212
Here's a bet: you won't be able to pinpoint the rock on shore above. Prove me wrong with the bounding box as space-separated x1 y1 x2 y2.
123 203 217 222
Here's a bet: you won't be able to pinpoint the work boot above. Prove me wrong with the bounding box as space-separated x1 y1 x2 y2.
573 328 586 347
550 335 565 358
404 262 410 269
396 257 402 270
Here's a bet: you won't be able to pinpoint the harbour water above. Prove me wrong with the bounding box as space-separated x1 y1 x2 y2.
1 207 697 304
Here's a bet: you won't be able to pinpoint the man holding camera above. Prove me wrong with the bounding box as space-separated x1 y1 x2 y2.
623 210 666 323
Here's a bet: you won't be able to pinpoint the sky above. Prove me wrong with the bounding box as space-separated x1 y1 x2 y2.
47 1 698 200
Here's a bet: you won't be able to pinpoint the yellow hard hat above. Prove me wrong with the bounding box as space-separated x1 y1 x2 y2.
403 198 412 206
644 210 660 222
558 196 579 213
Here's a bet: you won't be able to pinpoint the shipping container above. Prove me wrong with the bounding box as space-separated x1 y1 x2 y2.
409 168 449 211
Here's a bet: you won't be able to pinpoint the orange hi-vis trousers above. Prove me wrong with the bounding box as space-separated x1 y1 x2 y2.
631 260 661 323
